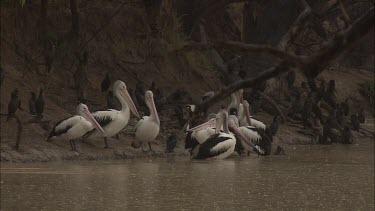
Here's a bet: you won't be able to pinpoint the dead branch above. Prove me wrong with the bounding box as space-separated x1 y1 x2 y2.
191 6 374 117
338 0 352 25
189 0 247 36
305 7 374 78
0 113 23 150
173 41 303 67
256 91 287 123
278 0 312 50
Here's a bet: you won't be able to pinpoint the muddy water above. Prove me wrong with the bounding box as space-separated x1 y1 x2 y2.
1 141 374 210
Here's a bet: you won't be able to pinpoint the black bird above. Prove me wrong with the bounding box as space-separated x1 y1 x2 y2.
128 88 138 107
350 114 360 131
6 89 21 122
35 88 45 118
106 91 115 109
340 98 350 116
166 134 178 153
274 145 286 155
322 110 342 144
135 81 146 108
336 106 345 126
325 80 337 109
28 91 37 115
358 108 365 123
342 126 354 144
286 70 296 89
101 72 111 92
149 81 157 93
266 115 281 137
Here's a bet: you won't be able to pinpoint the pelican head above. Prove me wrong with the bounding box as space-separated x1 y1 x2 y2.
145 90 160 126
243 100 252 125
76 103 106 134
113 80 140 119
227 117 255 149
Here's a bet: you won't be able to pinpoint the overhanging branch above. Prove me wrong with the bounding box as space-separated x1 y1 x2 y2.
192 6 374 117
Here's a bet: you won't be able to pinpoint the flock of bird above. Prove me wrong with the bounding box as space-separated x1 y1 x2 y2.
184 89 280 160
47 80 162 153
6 75 279 160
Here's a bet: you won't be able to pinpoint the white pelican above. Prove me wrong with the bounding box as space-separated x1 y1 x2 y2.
239 100 266 130
47 103 105 151
131 90 160 152
84 80 140 148
189 110 262 160
184 118 216 157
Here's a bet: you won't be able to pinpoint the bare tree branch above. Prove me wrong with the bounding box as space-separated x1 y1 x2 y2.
173 41 304 67
256 91 287 123
305 7 374 78
192 6 374 117
189 0 247 36
338 0 352 25
278 0 312 50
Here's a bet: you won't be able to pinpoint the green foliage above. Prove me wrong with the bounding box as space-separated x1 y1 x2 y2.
19 0 25 7
364 80 375 93
159 13 188 50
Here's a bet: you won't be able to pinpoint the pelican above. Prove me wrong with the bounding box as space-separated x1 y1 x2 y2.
47 104 105 151
131 90 160 152
184 118 216 157
189 110 261 160
84 80 140 148
239 100 266 130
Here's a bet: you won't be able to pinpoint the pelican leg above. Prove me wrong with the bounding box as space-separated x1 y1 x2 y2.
104 137 109 148
72 140 78 152
141 144 147 152
148 142 154 152
69 140 74 151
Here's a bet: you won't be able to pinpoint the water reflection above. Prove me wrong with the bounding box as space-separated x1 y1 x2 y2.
1 141 374 210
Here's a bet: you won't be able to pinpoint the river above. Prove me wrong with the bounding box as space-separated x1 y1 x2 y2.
1 140 374 210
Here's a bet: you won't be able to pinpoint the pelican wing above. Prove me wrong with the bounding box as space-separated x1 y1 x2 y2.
134 116 149 133
193 133 232 159
92 110 118 127
48 116 81 139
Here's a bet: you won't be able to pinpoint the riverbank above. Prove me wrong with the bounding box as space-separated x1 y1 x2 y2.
1 109 374 163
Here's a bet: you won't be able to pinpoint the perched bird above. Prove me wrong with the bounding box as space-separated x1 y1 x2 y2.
35 88 45 118
106 91 115 109
274 145 286 155
286 70 296 89
189 110 236 160
166 134 178 153
135 81 146 108
6 89 21 122
149 81 157 93
325 80 337 109
101 72 111 93
132 91 160 152
350 114 360 131
47 103 105 151
83 80 140 148
340 98 350 116
239 100 267 130
342 126 354 144
28 91 37 115
188 110 260 159
266 115 281 138
358 108 365 123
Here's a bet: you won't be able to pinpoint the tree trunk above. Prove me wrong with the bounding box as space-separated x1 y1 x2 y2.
39 0 48 47
70 0 80 36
